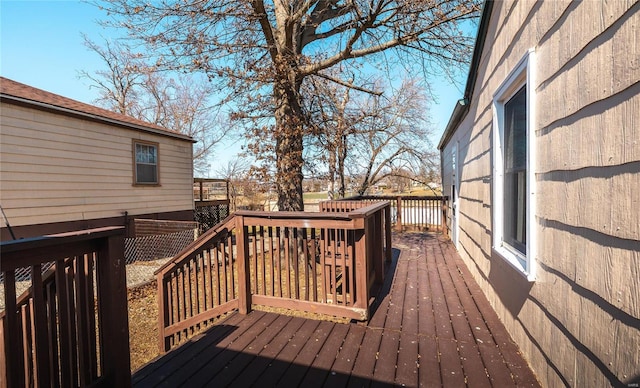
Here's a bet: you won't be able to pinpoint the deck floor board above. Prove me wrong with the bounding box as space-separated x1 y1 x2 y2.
133 233 540 387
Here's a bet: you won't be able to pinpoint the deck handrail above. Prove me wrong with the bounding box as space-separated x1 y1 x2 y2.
155 214 236 276
0 227 131 388
340 194 449 233
156 201 391 352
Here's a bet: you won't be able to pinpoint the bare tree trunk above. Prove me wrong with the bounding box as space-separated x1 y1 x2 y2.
328 150 337 198
274 81 304 211
337 135 347 198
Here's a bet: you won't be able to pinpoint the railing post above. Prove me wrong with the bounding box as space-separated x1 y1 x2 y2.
236 215 252 314
441 200 449 237
384 203 392 263
96 232 131 388
354 224 369 318
2 270 24 388
395 196 403 232
157 272 169 352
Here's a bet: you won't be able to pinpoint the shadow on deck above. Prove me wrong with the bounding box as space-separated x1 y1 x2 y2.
133 233 540 387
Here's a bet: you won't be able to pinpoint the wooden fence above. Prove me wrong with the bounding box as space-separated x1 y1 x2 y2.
155 201 392 352
0 227 131 388
345 195 448 233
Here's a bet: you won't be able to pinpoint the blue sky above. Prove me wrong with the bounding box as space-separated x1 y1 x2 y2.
1 1 111 103
1 0 471 174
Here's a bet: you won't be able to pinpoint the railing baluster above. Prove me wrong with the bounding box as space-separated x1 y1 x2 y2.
330 228 337 303
320 228 327 303
312 228 319 302
203 250 211 311
251 226 258 294
284 227 291 298
220 240 228 304
303 228 310 302
260 226 266 296
340 228 348 306
268 227 275 297
293 228 300 300
213 245 220 306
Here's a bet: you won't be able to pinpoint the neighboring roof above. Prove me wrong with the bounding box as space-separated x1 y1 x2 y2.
438 0 494 150
0 76 195 142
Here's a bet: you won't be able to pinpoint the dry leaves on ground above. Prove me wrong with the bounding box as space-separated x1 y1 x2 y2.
128 281 160 372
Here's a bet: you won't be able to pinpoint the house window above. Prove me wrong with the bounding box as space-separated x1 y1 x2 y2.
134 140 159 185
492 49 536 281
503 86 527 253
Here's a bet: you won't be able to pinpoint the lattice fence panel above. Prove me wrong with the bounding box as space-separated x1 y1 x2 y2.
125 229 196 264
195 204 230 233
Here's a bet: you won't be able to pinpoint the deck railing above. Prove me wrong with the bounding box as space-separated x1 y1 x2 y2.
345 195 449 233
0 227 131 388
155 201 392 352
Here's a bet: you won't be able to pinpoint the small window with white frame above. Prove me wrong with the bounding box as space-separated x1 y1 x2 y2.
492 49 536 281
133 140 159 185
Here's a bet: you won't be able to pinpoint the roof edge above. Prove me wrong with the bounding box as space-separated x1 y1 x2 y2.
0 77 196 143
1 94 196 143
438 0 494 150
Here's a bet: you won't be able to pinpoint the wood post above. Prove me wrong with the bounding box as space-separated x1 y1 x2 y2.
97 232 132 388
2 269 23 388
354 226 369 317
384 203 392 263
157 273 170 352
395 196 403 232
236 215 252 314
441 200 449 237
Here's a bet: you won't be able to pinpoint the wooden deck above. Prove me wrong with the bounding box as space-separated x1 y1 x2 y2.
133 233 540 387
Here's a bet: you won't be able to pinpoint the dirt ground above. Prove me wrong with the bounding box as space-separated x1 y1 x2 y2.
127 281 160 372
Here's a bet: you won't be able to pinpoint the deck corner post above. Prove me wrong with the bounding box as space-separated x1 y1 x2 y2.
97 232 132 388
236 215 252 315
384 203 392 263
354 222 369 316
2 268 24 388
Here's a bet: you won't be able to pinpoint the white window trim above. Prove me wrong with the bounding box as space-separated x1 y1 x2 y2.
492 49 537 281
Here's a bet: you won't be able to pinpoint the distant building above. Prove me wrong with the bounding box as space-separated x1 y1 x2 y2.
0 77 196 240
439 1 639 386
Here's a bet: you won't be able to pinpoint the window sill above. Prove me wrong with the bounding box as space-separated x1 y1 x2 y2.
493 245 535 282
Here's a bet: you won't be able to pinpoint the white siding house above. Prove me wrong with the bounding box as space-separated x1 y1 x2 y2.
439 1 639 386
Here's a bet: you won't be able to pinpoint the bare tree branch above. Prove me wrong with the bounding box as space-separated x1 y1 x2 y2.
90 0 481 210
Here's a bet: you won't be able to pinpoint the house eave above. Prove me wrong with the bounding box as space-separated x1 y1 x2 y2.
437 0 494 150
